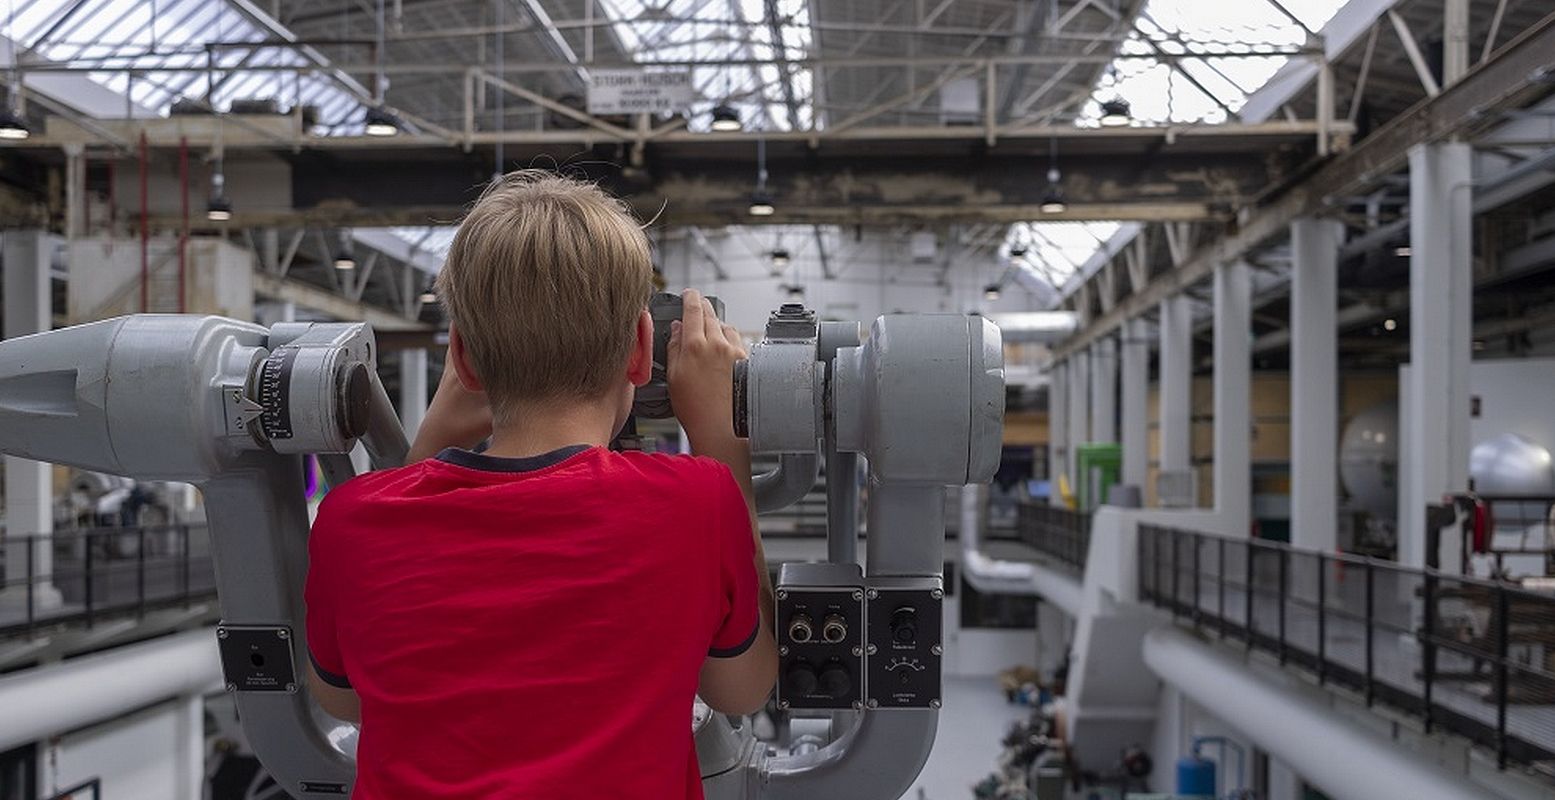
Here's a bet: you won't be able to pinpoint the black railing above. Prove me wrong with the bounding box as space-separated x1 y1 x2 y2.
0 525 217 640
1016 502 1092 572
1138 525 1555 773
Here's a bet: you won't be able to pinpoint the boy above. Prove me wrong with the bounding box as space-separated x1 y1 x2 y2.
304 170 778 798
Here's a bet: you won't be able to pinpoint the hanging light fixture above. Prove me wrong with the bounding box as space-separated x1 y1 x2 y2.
1009 243 1028 258
748 137 775 216
1040 137 1066 214
711 104 741 132
0 106 27 140
1099 97 1132 127
419 285 438 304
749 190 776 216
984 283 1002 302
770 247 791 268
784 284 804 300
334 230 356 270
364 106 401 136
205 160 232 221
1394 245 1412 257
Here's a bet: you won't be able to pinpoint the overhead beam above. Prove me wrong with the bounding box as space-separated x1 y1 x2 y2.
1050 10 1555 360
252 272 431 332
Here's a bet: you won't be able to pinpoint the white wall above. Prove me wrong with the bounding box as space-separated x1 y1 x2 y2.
67 235 254 321
38 696 204 800
658 226 1042 334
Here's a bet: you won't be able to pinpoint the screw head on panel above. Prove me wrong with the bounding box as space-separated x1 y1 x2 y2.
776 590 788 601
225 683 237 692
867 644 878 655
929 699 942 709
277 629 289 640
217 628 228 639
866 589 879 600
852 590 864 601
866 699 879 709
852 701 864 710
930 589 944 600
852 646 863 657
930 645 943 656
778 700 790 710
285 683 298 694
779 646 789 657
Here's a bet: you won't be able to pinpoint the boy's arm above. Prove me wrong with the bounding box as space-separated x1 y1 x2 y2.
406 352 493 462
670 290 778 715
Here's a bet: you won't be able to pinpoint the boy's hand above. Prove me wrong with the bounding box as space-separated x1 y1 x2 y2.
668 289 747 448
406 350 494 462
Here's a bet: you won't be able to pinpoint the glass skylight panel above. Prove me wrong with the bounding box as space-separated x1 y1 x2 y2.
1076 0 1349 126
601 0 814 131
8 0 371 131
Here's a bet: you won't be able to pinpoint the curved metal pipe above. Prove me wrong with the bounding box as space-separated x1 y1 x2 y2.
753 452 819 515
958 484 1084 616
1144 626 1490 800
762 709 938 800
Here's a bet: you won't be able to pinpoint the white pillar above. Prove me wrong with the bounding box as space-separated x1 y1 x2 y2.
1068 347 1090 456
1290 218 1344 552
1401 143 1473 570
1214 261 1252 534
174 694 204 800
400 348 429 442
1048 360 1068 504
2 231 61 609
1158 295 1193 477
1089 336 1117 443
1120 318 1149 492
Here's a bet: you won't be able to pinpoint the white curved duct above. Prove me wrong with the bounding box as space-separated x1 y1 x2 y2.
958 484 1084 617
985 312 1080 344
0 628 223 752
1143 626 1490 800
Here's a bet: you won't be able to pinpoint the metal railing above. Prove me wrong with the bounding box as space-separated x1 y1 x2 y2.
1138 525 1555 773
0 525 217 640
1015 502 1092 572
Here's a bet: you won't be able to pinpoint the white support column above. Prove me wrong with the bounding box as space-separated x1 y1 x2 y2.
2 231 61 609
1214 261 1252 534
1158 295 1193 479
1401 143 1473 570
1443 0 1470 86
1089 336 1118 444
174 694 204 800
1290 218 1344 552
1068 347 1090 460
1048 360 1069 504
1120 318 1150 492
400 349 430 443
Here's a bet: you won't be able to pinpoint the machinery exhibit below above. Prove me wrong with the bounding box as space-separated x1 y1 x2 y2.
0 302 1004 800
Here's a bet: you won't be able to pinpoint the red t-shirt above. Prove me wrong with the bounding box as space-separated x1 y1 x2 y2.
305 445 760 799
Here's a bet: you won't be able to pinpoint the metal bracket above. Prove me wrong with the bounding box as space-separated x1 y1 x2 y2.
217 625 299 694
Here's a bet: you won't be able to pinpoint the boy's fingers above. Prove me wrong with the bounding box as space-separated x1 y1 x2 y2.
701 297 722 340
721 324 745 356
681 290 706 344
668 320 682 354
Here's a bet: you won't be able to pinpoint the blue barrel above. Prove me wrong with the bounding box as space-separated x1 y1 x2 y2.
1175 754 1217 797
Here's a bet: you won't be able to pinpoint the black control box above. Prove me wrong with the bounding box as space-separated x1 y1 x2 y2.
775 562 865 711
865 578 943 709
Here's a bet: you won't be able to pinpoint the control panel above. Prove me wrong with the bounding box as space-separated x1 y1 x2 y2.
865 577 943 709
776 562 865 711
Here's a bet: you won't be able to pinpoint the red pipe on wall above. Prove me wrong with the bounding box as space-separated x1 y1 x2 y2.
178 136 188 314
139 131 149 313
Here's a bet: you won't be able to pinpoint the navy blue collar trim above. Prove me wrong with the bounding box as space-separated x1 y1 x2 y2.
435 445 592 473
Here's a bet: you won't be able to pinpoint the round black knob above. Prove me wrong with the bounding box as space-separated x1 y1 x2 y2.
786 661 818 696
818 663 852 698
890 607 918 645
337 362 372 439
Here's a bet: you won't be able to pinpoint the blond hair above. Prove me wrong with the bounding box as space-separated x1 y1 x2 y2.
435 170 653 418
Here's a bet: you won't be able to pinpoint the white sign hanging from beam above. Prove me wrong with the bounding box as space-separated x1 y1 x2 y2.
587 70 693 114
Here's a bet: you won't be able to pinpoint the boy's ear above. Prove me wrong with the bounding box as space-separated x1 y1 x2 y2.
627 309 654 387
448 325 486 392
